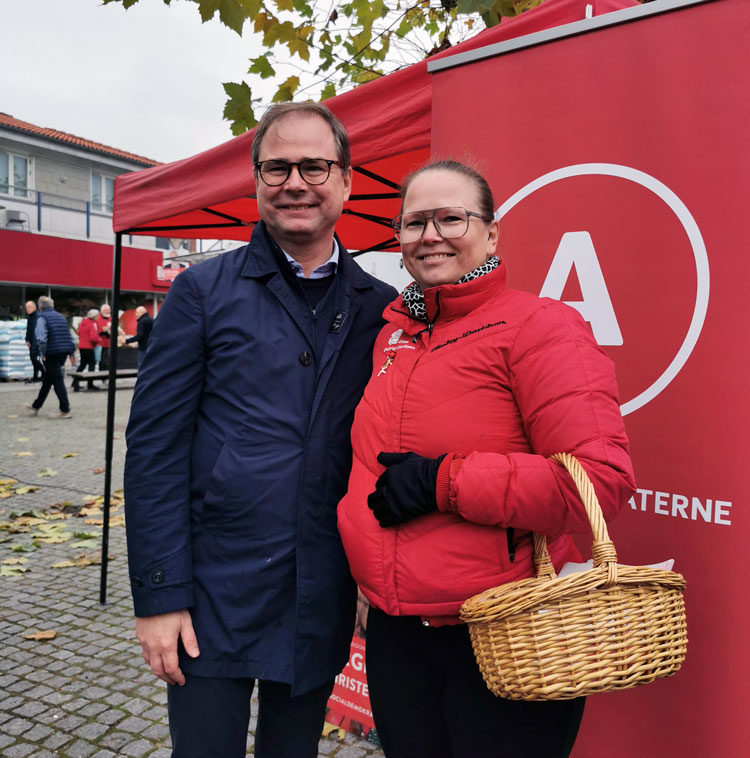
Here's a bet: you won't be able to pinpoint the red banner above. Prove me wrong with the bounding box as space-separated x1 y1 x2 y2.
430 1 748 756
326 635 377 738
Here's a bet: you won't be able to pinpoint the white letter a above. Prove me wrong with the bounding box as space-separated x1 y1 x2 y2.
539 232 623 346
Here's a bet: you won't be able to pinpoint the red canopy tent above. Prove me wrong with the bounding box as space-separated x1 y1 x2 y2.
100 0 638 602
112 0 638 254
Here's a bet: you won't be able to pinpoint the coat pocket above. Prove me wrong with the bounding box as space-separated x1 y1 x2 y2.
200 442 293 540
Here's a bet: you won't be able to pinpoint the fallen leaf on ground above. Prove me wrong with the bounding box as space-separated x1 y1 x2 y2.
11 542 38 553
7 414 18 418
0 565 29 576
13 486 40 495
16 437 30 442
0 491 13 499
71 539 99 549
22 630 56 641
52 551 104 568
31 523 73 544
13 452 34 457
0 478 18 486
38 469 57 477
61 452 79 458
322 723 346 740
92 467 105 475
1 557 28 565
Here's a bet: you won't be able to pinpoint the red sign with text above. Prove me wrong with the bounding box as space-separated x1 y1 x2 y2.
326 634 378 743
431 1 748 756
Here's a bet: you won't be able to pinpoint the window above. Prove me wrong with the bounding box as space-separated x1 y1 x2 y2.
0 152 30 198
92 172 115 213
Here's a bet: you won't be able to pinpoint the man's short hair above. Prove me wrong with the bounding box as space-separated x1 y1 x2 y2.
38 295 54 311
251 102 351 171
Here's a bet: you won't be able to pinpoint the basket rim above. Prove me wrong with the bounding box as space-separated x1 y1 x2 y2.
460 563 686 623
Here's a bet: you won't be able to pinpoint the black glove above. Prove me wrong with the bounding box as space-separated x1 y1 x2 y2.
367 451 446 528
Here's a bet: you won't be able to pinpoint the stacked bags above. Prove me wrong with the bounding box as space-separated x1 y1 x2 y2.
0 320 32 380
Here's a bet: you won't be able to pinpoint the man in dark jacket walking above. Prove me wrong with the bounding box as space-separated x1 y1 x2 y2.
24 296 76 419
124 306 154 367
24 300 43 382
125 102 396 758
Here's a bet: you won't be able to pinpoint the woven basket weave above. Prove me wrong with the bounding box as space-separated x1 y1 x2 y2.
460 452 687 701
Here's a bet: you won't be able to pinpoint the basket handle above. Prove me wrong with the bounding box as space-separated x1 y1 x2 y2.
532 453 619 587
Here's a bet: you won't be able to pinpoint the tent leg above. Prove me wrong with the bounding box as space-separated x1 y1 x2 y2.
100 233 123 606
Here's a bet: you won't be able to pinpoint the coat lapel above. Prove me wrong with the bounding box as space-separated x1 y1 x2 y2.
307 237 371 427
240 223 316 349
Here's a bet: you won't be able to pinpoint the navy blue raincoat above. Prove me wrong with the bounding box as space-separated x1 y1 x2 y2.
124 222 396 695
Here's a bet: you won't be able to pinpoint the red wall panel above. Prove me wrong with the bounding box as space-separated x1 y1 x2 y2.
0 229 167 292
431 1 748 756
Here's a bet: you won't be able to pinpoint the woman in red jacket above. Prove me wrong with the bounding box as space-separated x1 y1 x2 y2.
337 160 636 758
72 309 100 392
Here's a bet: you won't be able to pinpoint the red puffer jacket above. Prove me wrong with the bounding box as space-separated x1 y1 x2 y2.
77 317 100 350
338 263 635 622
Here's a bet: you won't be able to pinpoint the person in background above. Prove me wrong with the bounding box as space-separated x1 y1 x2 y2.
124 102 396 758
24 295 76 419
96 304 112 376
72 309 100 392
337 160 636 758
24 300 43 383
125 306 153 367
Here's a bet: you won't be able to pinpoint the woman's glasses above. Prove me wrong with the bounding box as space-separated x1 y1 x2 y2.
392 207 492 243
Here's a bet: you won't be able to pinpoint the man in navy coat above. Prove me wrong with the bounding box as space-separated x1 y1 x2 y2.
125 102 397 757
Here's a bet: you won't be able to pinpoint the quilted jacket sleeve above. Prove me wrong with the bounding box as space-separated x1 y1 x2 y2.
124 270 206 616
436 301 635 537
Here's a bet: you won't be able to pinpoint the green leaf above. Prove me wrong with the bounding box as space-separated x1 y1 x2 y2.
102 0 143 8
355 70 381 84
248 54 275 79
192 0 247 35
222 81 257 133
272 75 301 103
0 565 29 576
11 542 37 553
320 82 336 100
292 0 313 18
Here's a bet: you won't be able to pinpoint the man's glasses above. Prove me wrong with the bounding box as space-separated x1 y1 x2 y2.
254 159 341 186
392 207 493 243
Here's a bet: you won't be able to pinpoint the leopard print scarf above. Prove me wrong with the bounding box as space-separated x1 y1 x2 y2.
401 256 500 322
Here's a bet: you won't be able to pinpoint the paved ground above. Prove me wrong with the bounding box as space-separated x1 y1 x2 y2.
0 380 384 758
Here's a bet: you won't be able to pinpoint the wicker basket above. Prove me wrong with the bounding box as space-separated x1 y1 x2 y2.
460 452 687 701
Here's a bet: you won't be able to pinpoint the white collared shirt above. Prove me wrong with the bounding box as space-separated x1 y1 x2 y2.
282 240 340 279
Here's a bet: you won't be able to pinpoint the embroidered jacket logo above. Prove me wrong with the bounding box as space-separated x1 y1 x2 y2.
388 329 404 346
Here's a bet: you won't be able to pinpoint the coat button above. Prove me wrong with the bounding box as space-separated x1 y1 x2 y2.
131 575 143 588
151 570 164 584
299 351 312 366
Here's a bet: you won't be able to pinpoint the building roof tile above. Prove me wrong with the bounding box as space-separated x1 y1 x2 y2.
0 112 160 167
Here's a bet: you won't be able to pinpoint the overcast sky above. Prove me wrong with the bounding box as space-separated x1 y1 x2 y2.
1 0 272 164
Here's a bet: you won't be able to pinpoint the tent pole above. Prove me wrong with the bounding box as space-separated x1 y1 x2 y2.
100 232 123 606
